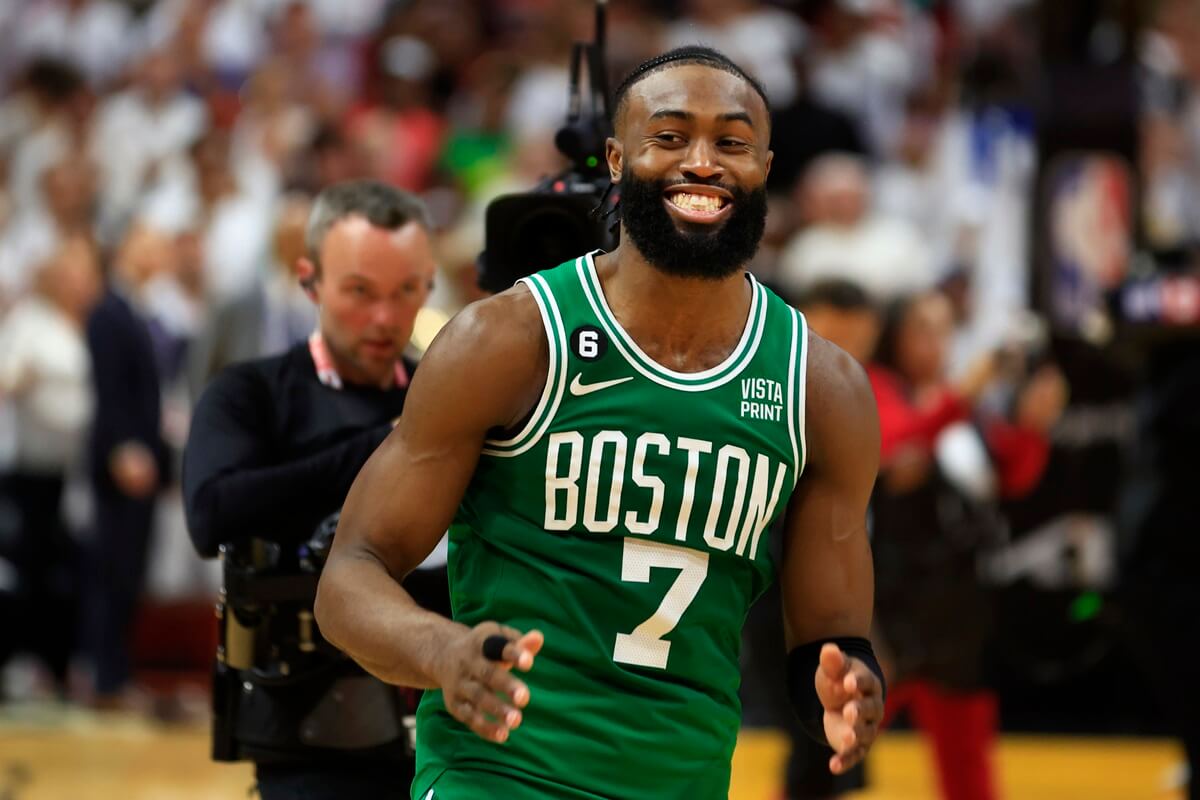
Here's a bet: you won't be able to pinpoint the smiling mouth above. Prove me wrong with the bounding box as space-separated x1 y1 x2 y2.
665 191 729 214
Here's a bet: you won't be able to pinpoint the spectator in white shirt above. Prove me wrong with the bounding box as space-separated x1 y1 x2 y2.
14 0 133 89
664 0 807 108
805 0 935 156
0 154 98 308
778 152 935 303
139 129 275 304
0 237 99 474
4 58 92 222
142 0 267 85
230 59 315 179
0 237 101 694
89 48 208 242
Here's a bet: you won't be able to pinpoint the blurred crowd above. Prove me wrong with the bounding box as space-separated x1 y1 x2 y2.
0 0 1197 793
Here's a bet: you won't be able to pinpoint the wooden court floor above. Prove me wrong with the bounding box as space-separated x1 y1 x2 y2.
0 707 1187 799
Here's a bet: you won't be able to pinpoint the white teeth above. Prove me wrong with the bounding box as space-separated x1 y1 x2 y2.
668 192 725 212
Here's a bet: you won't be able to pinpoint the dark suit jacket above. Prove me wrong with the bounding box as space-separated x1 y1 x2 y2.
86 287 168 498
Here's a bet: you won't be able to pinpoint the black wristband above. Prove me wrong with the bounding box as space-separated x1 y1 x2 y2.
786 636 886 746
482 635 510 662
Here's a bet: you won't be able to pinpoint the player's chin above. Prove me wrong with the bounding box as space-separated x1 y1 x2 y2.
672 219 729 239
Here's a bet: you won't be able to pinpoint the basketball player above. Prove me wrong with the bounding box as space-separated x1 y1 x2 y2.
316 47 884 799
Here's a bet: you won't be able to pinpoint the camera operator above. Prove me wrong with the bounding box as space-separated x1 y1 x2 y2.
182 180 446 799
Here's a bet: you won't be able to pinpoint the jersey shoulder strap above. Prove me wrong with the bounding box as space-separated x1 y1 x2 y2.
479 258 577 457
754 284 810 479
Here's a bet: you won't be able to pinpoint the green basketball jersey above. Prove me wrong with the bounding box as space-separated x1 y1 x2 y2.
413 252 809 800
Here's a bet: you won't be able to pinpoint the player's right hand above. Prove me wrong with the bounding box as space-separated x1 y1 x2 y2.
436 622 544 744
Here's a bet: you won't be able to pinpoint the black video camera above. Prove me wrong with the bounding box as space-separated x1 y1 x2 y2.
214 513 341 680
477 1 618 293
211 512 417 763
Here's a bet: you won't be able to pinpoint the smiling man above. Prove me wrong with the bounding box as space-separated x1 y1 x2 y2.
316 47 884 800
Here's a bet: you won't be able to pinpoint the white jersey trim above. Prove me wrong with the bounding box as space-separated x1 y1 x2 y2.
482 274 568 457
786 309 800 486
576 254 767 392
795 309 810 478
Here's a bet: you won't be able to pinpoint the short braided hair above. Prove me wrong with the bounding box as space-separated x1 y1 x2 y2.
612 46 770 129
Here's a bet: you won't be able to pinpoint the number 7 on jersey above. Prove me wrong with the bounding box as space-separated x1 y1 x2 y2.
613 538 709 669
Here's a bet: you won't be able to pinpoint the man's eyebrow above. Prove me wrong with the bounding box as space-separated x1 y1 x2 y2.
646 109 756 127
719 111 754 127
648 108 693 122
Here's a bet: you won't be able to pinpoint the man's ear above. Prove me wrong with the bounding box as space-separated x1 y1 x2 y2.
296 257 319 303
606 136 623 183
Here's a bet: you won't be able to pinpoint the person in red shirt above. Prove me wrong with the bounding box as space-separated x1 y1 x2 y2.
867 290 1066 800
869 292 1065 500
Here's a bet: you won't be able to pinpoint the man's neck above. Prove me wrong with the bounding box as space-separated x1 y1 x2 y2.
596 242 753 373
330 352 395 390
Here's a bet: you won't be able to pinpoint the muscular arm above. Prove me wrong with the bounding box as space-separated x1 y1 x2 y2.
781 333 879 646
781 333 882 773
315 285 547 695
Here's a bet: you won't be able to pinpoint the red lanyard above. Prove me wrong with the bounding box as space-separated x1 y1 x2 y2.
308 331 409 391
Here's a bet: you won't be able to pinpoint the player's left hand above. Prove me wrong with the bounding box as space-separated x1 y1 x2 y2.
815 643 883 774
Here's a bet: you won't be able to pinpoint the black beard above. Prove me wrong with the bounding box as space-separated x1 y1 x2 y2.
617 172 767 280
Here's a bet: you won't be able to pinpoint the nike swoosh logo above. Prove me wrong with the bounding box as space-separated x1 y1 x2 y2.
569 374 634 396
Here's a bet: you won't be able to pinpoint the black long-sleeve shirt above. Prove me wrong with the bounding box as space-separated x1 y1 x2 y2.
183 342 413 558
